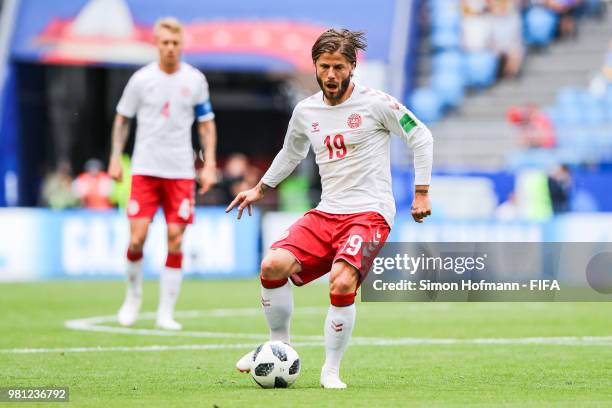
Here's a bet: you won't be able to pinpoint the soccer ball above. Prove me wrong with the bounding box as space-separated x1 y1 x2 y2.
250 341 300 388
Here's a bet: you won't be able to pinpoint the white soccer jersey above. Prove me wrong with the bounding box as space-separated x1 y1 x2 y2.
261 83 433 228
116 62 215 179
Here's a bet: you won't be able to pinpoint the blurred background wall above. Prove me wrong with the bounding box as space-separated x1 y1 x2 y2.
0 0 611 280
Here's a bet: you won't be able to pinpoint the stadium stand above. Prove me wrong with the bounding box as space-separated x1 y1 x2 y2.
409 0 612 170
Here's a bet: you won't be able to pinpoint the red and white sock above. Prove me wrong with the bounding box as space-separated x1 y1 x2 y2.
126 249 143 298
260 277 293 343
323 293 356 375
158 252 183 320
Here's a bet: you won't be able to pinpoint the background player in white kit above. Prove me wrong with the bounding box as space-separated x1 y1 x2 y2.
107 17 217 330
226 29 434 388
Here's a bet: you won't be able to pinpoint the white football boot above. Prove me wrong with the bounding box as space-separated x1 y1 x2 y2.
155 314 183 331
235 350 255 373
117 293 142 327
320 366 347 389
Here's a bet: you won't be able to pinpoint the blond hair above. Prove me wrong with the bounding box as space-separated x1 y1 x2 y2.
154 17 183 37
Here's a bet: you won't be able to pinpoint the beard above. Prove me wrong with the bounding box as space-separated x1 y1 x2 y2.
317 74 352 102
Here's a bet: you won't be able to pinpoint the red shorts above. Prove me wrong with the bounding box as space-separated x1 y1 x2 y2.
127 175 195 224
271 209 390 287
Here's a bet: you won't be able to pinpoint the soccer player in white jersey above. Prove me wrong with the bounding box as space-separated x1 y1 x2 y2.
226 29 433 388
107 17 218 330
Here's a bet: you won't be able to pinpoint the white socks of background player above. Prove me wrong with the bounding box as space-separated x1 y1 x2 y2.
260 277 293 343
323 294 356 376
117 249 144 326
157 252 184 325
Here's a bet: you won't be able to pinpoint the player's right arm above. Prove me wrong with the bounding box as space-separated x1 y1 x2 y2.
108 72 141 181
225 106 310 219
225 181 269 220
108 114 132 182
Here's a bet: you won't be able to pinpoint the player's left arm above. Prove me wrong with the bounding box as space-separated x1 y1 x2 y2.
375 96 434 223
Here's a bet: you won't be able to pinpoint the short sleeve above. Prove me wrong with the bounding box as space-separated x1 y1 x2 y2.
194 73 215 122
116 73 141 118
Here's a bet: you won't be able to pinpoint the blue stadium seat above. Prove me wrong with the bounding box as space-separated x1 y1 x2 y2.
582 98 605 127
431 71 465 108
604 88 612 122
432 50 464 73
557 87 582 107
465 51 499 87
543 107 561 127
554 126 576 148
430 3 461 31
408 88 443 124
508 149 561 169
555 88 584 125
431 26 461 50
524 6 558 46
581 0 604 17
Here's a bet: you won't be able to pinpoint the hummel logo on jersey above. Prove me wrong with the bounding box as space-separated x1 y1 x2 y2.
331 320 344 332
261 297 271 307
373 228 382 243
311 122 320 133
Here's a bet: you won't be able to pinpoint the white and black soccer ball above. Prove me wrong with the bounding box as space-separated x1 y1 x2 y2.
250 341 300 388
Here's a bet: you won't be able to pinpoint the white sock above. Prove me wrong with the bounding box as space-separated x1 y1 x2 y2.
126 260 143 298
323 304 356 374
261 281 293 343
158 267 183 319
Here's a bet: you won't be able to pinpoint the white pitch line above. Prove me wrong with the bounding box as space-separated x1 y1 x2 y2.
4 307 609 355
64 308 612 346
64 308 328 341
3 336 612 355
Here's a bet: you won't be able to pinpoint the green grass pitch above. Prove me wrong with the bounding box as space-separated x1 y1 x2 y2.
1 279 611 407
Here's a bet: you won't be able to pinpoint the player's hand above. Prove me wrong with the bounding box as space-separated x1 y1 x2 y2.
108 156 123 182
411 194 431 223
225 186 264 220
198 165 218 194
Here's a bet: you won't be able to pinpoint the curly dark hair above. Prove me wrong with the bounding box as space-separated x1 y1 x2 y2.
311 29 367 65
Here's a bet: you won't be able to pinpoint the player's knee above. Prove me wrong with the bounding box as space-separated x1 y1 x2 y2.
167 235 183 253
129 236 145 253
330 266 358 294
167 227 185 252
260 254 291 280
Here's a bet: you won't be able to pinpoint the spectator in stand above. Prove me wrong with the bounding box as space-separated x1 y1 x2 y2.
495 192 522 220
547 164 572 214
40 161 78 209
588 39 612 96
461 0 493 51
490 0 525 77
604 40 612 82
216 153 261 204
534 0 584 38
507 104 556 148
462 0 525 78
73 158 114 210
